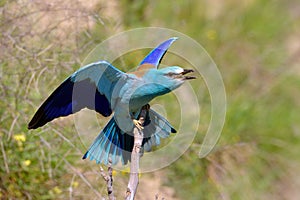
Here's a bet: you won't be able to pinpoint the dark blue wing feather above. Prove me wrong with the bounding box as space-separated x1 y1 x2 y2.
28 78 112 129
28 61 124 129
139 37 178 68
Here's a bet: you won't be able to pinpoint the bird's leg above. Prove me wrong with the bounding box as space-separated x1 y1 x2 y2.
142 104 150 111
132 119 144 130
132 104 150 131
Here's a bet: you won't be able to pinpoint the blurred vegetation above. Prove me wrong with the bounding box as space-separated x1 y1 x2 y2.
1 0 300 199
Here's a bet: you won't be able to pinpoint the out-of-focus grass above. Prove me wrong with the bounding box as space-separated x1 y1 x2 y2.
120 0 300 199
1 0 300 199
127 0 299 199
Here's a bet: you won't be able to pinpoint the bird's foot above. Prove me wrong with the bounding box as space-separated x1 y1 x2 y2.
132 104 149 130
142 104 150 111
133 119 144 130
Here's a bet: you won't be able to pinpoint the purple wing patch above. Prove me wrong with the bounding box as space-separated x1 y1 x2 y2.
28 77 112 129
139 37 178 68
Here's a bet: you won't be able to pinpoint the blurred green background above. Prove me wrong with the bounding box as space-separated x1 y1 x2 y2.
1 0 300 199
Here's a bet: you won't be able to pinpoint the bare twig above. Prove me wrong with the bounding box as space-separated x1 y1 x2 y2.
100 159 116 200
0 139 10 173
155 194 165 200
39 136 102 198
125 105 148 200
69 174 76 200
7 114 19 141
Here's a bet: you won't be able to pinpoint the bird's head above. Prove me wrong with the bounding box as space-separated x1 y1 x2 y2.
159 66 196 81
145 66 196 91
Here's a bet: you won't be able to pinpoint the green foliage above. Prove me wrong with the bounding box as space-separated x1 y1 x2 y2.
116 0 300 199
0 1 105 199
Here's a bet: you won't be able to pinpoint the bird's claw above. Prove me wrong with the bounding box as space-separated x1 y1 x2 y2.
142 104 150 111
133 119 144 130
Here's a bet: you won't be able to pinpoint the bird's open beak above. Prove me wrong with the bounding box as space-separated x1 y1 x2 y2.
181 69 196 80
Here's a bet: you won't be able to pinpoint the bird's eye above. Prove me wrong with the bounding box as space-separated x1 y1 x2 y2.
164 72 177 77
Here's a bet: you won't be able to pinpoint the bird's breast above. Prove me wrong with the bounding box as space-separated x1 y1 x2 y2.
129 83 171 110
114 79 172 112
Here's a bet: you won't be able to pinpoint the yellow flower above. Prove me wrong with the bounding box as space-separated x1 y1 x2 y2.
112 170 117 177
53 186 62 194
71 181 79 188
121 167 130 175
206 29 217 40
22 160 31 166
13 134 26 142
120 167 141 177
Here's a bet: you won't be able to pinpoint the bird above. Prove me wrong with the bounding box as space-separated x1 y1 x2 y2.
28 37 196 165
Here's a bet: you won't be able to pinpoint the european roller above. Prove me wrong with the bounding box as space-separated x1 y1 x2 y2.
28 37 196 165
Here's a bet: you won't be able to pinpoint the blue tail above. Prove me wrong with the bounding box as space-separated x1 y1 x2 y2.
82 109 176 165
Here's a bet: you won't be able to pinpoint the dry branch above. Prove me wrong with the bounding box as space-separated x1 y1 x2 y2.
100 159 116 200
125 105 148 200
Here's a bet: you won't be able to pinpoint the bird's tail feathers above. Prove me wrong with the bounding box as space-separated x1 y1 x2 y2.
82 117 133 165
83 109 176 165
143 109 177 152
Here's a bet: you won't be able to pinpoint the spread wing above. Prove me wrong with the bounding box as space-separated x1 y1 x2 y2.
28 61 126 129
138 37 178 70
